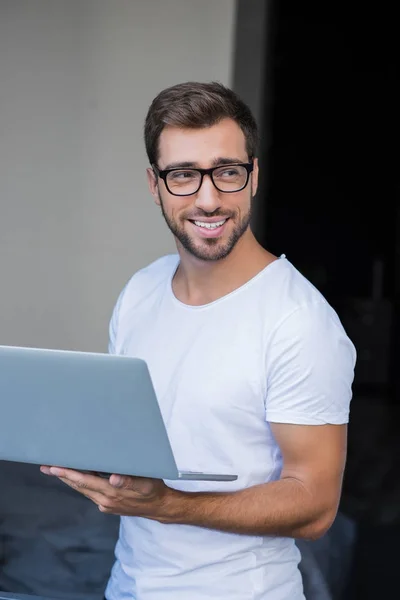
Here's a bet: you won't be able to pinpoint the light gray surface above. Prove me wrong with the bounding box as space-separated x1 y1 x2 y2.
0 345 236 481
0 0 236 355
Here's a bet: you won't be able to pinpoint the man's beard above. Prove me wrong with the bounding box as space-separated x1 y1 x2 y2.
158 194 252 262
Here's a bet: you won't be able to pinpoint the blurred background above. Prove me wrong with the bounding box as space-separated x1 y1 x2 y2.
0 1 398 598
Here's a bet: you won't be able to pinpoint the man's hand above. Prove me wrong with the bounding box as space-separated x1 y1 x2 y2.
40 422 347 538
40 466 179 522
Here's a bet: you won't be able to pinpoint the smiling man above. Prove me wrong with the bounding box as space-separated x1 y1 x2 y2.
42 81 356 600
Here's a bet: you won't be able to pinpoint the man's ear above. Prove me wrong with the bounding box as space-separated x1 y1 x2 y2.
251 158 259 198
147 167 161 206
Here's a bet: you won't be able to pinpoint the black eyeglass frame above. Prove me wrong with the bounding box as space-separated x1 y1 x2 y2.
152 161 254 196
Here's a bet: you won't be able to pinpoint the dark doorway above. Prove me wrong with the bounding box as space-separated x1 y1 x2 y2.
260 1 398 305
255 2 399 598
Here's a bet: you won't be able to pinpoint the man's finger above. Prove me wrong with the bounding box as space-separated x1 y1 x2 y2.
60 480 106 508
40 466 52 475
109 474 125 488
48 467 109 492
109 474 160 496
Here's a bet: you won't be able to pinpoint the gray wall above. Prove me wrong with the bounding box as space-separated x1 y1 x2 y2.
0 0 236 352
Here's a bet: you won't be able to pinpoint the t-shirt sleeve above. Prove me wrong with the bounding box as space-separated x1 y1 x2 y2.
265 301 356 425
108 284 128 355
108 301 119 355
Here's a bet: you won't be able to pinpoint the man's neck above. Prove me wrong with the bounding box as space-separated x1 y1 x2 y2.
172 231 277 306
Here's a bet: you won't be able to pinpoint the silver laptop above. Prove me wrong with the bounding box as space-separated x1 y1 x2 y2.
0 345 237 482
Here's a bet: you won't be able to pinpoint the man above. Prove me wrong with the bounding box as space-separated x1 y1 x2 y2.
41 81 356 599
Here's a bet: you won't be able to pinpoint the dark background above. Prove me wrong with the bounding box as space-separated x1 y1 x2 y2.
256 1 399 597
260 1 398 303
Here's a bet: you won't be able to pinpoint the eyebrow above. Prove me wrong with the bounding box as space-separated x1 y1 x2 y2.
162 157 248 170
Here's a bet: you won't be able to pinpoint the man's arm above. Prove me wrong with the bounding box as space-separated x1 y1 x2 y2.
167 422 347 539
41 421 347 540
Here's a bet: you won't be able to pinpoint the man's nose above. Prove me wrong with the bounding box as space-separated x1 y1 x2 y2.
194 175 222 213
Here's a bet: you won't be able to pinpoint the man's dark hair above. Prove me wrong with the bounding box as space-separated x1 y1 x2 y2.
144 81 259 166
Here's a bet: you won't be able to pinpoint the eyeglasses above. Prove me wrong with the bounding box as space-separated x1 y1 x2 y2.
152 161 254 197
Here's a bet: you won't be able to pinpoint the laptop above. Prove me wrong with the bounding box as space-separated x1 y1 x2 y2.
0 345 237 482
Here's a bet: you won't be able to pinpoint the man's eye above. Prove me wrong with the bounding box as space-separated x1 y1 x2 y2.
217 168 240 178
169 171 196 180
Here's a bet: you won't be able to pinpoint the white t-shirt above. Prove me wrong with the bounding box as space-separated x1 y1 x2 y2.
105 254 356 600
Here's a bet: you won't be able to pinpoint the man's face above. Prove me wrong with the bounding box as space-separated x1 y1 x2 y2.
147 118 259 262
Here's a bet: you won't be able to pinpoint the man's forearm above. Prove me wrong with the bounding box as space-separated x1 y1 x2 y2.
164 478 334 539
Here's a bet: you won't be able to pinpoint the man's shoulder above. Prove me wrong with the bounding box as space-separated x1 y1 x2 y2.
264 257 330 313
130 254 179 285
118 253 179 309
265 257 353 346
260 257 351 341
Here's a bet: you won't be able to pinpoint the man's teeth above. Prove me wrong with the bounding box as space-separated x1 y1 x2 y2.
194 219 226 229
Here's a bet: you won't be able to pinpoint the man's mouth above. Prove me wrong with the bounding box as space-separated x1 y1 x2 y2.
188 218 230 238
192 219 227 230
